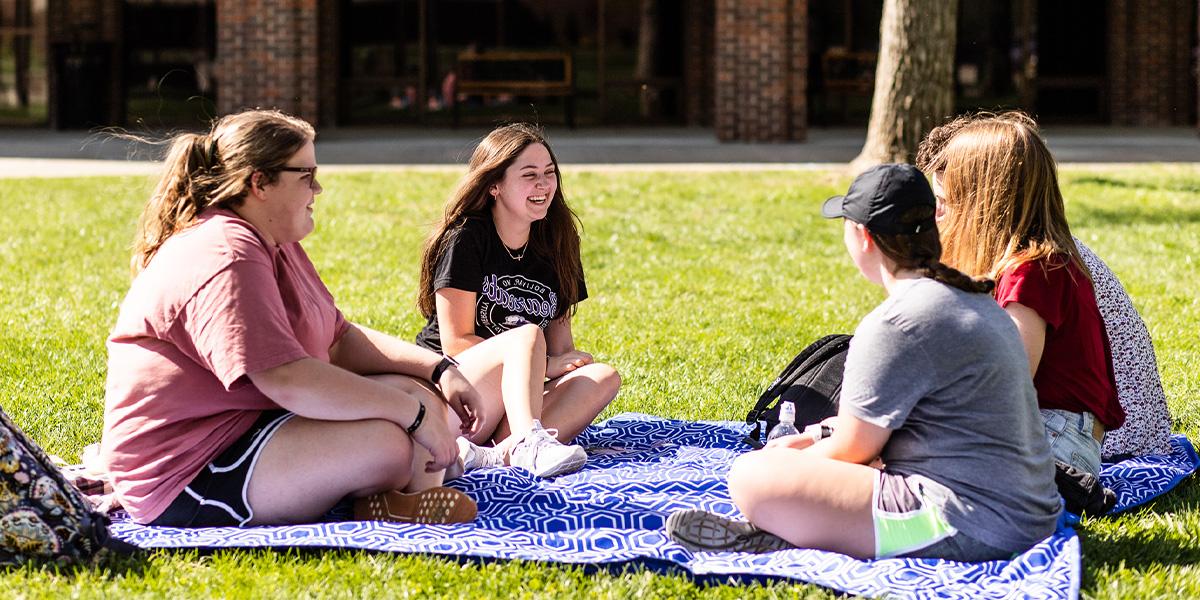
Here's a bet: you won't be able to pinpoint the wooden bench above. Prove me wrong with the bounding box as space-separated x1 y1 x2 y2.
452 50 575 128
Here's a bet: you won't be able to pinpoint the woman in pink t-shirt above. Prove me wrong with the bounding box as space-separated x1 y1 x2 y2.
100 109 552 527
917 111 1125 476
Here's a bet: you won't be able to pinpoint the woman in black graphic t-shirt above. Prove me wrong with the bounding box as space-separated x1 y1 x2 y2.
416 123 620 476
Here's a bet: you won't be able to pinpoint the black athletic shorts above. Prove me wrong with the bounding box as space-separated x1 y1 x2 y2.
150 410 294 527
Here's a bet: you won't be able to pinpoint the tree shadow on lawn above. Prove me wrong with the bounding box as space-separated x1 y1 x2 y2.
1067 175 1200 195
1072 205 1200 227
1078 479 1200 579
1067 176 1200 227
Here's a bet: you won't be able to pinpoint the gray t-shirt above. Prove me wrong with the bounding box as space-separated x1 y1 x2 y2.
842 277 1061 552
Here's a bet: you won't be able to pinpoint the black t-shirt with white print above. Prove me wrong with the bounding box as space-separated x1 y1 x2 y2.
415 214 587 353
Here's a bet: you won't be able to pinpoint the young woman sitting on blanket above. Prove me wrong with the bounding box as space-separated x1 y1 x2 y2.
414 123 621 478
666 164 1061 561
98 109 551 527
916 111 1134 475
917 111 1171 462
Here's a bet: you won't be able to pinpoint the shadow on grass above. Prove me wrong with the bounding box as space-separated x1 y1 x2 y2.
1079 478 1200 583
7 545 156 579
1073 205 1200 227
1067 175 1200 194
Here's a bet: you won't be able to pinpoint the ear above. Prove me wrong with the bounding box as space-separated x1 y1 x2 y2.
851 221 873 252
489 184 499 198
248 171 269 200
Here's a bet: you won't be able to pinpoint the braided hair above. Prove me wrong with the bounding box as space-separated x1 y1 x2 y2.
868 205 994 295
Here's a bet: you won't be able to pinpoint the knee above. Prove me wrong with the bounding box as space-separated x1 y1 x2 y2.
513 323 546 353
727 451 776 520
588 363 622 403
359 420 415 491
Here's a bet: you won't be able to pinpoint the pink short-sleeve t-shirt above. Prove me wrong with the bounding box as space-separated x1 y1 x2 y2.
100 209 349 523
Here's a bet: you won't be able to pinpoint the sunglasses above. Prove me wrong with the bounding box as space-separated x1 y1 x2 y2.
277 166 319 191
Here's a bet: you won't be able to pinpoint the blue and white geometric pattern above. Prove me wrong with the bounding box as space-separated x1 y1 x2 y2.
1104 434 1199 513
108 414 1196 599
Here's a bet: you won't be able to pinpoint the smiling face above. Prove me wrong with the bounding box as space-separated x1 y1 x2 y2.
255 140 321 245
489 143 557 228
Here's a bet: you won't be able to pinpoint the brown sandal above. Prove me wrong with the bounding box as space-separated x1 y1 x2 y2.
353 487 478 524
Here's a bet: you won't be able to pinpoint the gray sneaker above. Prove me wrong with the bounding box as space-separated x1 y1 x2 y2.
507 420 588 478
665 509 793 553
457 437 505 472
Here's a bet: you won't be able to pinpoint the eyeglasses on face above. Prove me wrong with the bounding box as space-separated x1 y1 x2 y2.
277 166 319 191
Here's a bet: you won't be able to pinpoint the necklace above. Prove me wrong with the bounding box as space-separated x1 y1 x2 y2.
503 241 528 261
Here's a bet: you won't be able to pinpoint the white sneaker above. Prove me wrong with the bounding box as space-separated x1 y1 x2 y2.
457 437 505 472
508 420 588 478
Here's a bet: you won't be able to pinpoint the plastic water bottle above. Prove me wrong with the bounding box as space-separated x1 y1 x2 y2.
766 400 800 442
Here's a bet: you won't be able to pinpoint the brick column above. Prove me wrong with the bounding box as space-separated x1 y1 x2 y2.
216 0 320 124
714 0 806 141
1108 0 1196 126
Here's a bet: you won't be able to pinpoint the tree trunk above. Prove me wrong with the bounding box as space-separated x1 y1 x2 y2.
850 0 958 174
634 0 659 119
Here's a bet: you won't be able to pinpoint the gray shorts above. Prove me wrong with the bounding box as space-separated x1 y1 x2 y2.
874 471 1012 562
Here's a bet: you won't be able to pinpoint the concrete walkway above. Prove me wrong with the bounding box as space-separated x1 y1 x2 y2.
1 126 1198 178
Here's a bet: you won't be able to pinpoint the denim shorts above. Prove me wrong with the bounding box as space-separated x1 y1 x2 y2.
1040 409 1103 476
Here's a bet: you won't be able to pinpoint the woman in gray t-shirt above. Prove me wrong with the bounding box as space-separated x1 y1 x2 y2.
666 164 1061 561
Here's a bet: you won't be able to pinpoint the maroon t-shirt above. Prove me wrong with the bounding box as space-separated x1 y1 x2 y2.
994 257 1125 430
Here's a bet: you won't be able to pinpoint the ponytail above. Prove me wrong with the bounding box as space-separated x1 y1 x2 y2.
131 133 219 273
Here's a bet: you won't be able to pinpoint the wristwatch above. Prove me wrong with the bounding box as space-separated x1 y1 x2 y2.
430 354 460 385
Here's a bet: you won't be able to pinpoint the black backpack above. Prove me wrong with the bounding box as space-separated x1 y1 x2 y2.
0 406 115 567
743 334 852 449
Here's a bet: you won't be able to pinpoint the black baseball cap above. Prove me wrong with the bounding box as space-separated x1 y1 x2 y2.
821 163 937 235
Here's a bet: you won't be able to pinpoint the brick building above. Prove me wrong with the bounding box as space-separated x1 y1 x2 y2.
6 0 1197 139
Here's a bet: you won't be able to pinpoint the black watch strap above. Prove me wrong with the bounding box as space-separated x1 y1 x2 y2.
430 354 459 385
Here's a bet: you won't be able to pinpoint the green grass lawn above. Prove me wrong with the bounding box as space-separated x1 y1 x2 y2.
1 166 1197 598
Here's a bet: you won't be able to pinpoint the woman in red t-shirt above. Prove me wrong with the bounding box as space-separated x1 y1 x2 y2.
917 111 1124 475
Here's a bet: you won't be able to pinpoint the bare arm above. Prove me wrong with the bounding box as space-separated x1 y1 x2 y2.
804 414 892 464
545 316 593 379
248 357 458 469
1004 301 1047 377
329 321 482 429
434 288 487 356
766 414 891 466
544 316 575 356
329 322 440 379
249 357 422 427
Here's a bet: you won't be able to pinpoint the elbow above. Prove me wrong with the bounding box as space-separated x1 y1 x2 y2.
247 358 309 406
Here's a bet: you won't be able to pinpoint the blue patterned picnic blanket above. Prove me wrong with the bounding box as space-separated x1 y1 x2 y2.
108 414 1198 599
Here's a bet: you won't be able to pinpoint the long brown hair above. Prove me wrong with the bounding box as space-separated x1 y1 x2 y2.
130 109 315 274
417 123 582 319
867 205 994 295
920 111 1087 281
